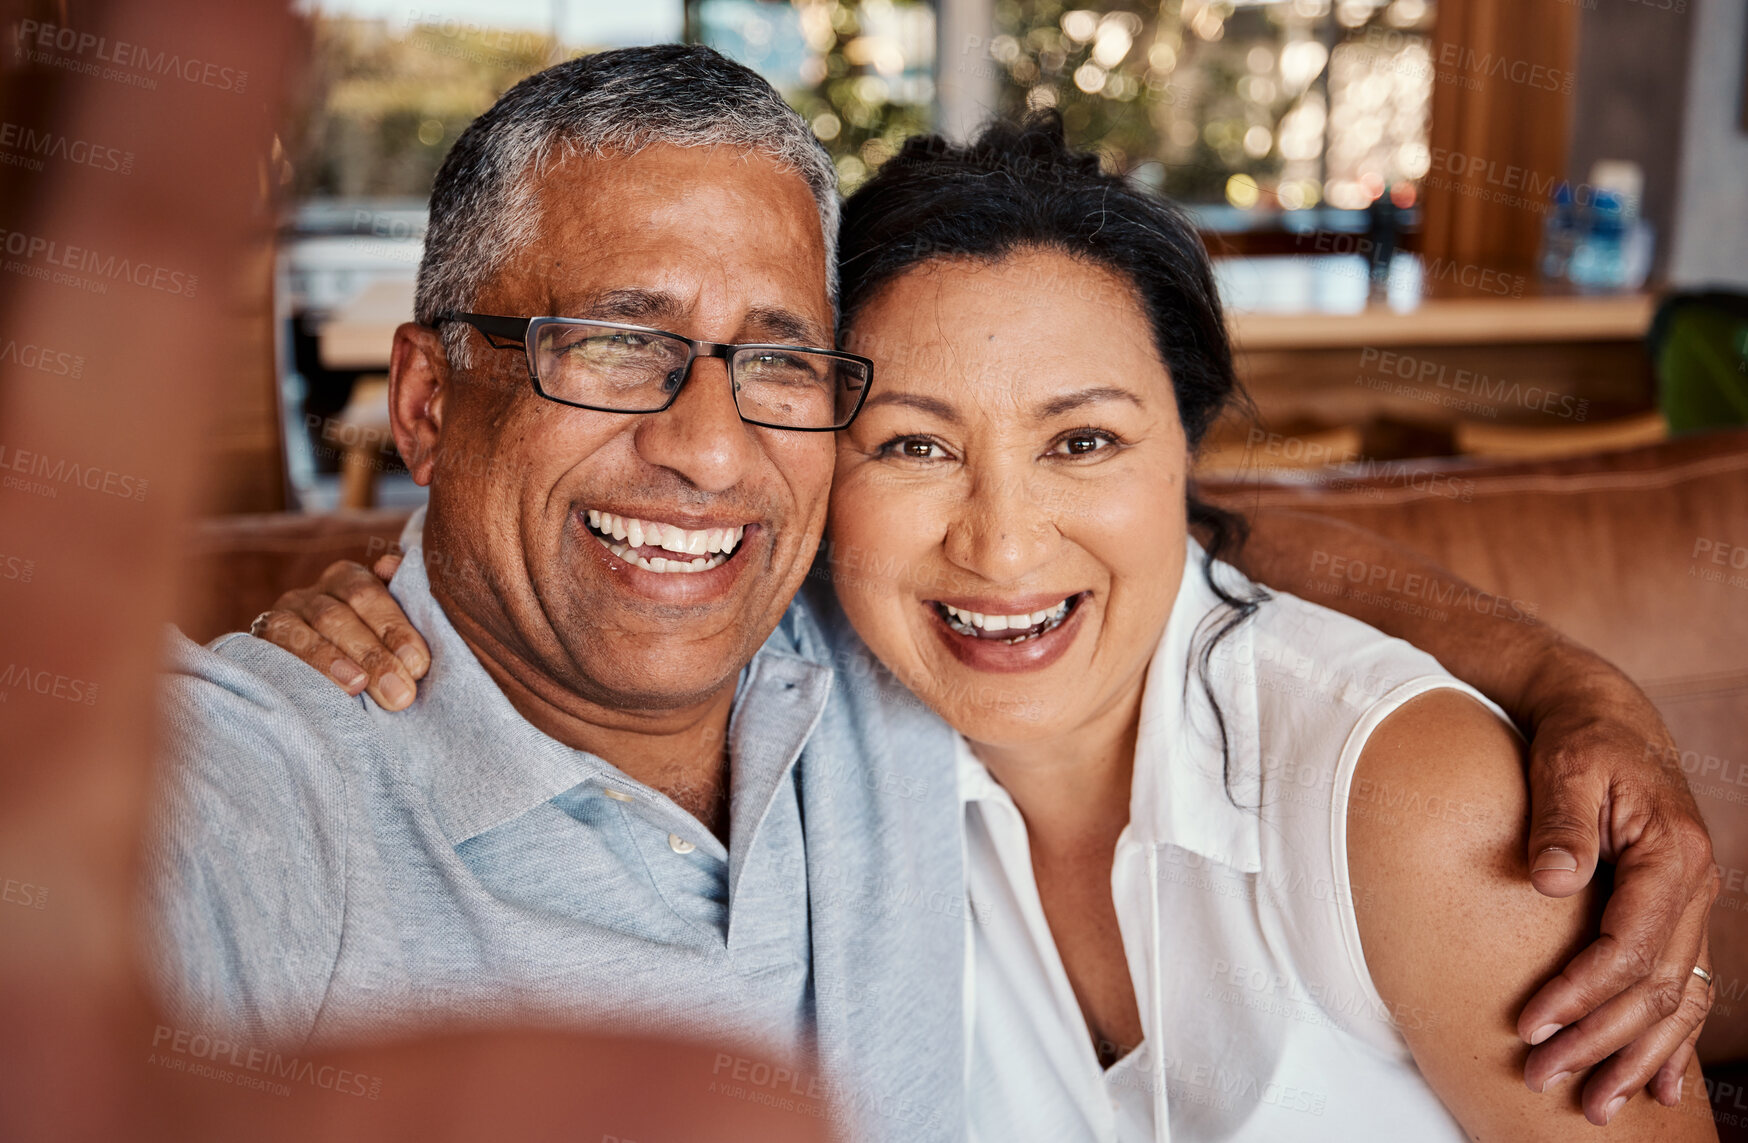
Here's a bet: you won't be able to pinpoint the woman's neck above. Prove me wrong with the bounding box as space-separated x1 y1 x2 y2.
970 675 1147 851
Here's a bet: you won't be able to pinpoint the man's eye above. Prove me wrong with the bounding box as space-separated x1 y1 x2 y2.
561 332 651 354
1051 430 1117 457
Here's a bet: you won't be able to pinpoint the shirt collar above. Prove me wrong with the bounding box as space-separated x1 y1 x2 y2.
958 539 1262 874
385 507 832 847
1129 539 1262 872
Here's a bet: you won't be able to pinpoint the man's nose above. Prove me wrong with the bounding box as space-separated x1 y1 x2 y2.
631 356 761 494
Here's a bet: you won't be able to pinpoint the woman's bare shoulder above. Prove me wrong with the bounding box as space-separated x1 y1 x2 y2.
1346 688 1711 1140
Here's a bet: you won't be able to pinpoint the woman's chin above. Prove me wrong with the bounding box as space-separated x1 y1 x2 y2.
918 687 1071 748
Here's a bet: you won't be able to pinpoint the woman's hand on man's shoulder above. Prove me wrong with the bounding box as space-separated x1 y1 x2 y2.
251 553 427 711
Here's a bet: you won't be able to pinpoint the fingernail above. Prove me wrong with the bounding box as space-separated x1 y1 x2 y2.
1604 1095 1626 1123
1677 1077 1684 1104
395 645 425 673
1533 848 1578 874
380 674 412 708
331 660 367 689
1541 1070 1571 1092
1529 1023 1562 1045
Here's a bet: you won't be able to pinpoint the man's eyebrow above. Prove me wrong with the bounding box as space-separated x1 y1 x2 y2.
743 306 829 347
571 288 685 326
1034 386 1144 419
862 392 962 422
561 293 827 347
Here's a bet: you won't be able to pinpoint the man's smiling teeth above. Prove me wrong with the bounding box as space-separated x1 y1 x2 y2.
940 599 1073 642
585 510 746 574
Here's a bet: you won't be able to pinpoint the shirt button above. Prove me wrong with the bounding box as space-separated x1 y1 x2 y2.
668 833 696 854
602 788 635 803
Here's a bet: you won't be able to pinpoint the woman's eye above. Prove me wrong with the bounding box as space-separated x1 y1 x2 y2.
1051 430 1117 457
877 436 949 461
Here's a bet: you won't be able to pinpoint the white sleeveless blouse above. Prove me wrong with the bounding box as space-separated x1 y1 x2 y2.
962 542 1510 1142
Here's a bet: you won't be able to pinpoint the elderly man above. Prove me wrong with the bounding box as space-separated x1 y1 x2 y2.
149 44 1713 1140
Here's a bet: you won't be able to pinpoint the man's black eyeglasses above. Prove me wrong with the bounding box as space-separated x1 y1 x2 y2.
432 312 872 432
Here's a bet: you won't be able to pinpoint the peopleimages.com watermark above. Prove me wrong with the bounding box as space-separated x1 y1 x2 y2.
147 1025 383 1100
1 876 48 910
1357 346 1589 421
1363 27 1573 96
1690 538 1748 591
0 333 85 379
0 121 132 176
0 662 99 705
0 226 197 298
1307 550 1540 625
1206 956 1442 1037
11 20 248 93
404 9 566 67
0 552 34 583
0 443 149 501
1292 233 1528 299
706 1051 942 1135
1237 429 1480 501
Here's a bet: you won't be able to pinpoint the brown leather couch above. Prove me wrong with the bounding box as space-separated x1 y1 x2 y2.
174 428 1748 1095
1199 429 1748 1056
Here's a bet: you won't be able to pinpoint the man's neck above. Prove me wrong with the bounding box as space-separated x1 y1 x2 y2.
443 604 739 844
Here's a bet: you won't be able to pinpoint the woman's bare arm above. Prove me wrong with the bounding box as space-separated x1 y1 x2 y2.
1226 507 1716 1112
1349 689 1715 1138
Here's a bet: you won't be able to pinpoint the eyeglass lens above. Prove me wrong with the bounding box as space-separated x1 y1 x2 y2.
531 321 866 429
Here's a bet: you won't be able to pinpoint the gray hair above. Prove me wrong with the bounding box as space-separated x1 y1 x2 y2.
416 44 840 369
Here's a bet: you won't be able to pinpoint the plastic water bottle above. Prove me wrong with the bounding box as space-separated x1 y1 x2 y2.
1569 189 1626 289
1540 183 1578 280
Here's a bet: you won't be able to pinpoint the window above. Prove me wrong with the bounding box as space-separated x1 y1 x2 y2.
691 0 937 190
984 0 1436 214
293 1 1437 214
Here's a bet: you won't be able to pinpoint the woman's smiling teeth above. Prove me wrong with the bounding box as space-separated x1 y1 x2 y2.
936 597 1075 643
585 509 746 575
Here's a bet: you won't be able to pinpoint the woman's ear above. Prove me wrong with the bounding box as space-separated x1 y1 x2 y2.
387 322 450 485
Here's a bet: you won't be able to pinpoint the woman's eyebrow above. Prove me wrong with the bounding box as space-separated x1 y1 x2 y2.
1035 386 1143 419
862 392 961 422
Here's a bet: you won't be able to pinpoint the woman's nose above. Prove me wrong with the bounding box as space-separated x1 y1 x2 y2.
941 469 1059 583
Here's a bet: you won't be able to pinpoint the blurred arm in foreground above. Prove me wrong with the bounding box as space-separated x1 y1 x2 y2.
0 2 830 1140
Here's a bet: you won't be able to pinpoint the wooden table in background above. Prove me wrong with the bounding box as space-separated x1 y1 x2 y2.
1217 255 1658 449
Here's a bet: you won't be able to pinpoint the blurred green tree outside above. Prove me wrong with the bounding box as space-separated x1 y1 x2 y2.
291 17 570 200
289 0 1433 212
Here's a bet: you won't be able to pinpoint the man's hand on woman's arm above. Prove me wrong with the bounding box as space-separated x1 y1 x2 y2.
1350 690 1714 1137
1227 507 1719 1117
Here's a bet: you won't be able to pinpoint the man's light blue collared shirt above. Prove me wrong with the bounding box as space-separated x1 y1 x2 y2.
148 510 965 1141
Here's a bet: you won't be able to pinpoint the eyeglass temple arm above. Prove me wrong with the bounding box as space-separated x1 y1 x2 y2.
433 312 531 350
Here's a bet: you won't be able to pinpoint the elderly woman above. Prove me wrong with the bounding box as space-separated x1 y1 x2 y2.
257 117 1713 1139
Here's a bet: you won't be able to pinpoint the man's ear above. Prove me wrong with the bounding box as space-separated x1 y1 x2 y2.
388 322 450 486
